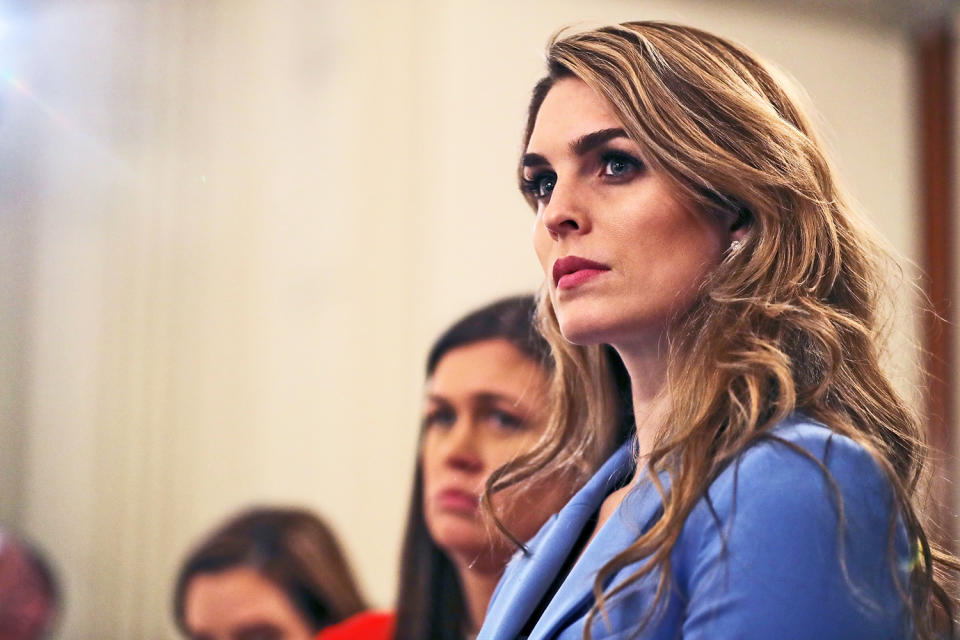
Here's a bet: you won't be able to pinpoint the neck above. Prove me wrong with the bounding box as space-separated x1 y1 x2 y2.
614 339 669 459
454 558 503 635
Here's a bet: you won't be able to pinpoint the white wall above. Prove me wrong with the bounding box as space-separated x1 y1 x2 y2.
0 1 929 637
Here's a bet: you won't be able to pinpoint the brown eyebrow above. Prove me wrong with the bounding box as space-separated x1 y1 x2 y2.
425 393 452 406
235 623 283 640
520 152 549 168
571 127 629 155
425 392 522 407
521 127 629 168
472 392 525 408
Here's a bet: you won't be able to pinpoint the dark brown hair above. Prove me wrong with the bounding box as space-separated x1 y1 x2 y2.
173 507 367 635
393 295 563 640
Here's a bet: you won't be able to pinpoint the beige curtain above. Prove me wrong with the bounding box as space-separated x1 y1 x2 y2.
0 1 930 638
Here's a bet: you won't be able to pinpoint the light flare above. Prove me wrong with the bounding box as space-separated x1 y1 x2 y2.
2 68 72 130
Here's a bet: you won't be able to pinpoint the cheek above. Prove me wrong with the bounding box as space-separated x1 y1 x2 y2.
625 202 726 275
419 437 440 492
484 434 535 472
494 473 573 541
532 217 552 274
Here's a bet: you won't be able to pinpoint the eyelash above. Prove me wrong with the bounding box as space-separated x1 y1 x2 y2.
422 408 455 430
520 149 645 202
600 150 643 179
488 409 525 431
421 408 527 431
520 173 555 200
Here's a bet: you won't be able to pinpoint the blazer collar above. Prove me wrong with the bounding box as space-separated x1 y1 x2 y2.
528 470 669 639
526 413 808 638
478 441 636 640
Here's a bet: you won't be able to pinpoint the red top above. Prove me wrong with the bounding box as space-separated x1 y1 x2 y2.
316 611 396 640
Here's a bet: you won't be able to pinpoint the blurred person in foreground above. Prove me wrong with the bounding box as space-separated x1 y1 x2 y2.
0 528 59 640
174 507 367 640
318 295 631 640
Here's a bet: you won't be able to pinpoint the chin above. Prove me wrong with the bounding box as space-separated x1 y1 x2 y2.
554 305 620 346
554 296 667 350
430 516 484 547
433 527 498 563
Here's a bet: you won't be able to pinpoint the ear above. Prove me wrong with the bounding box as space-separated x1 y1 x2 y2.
701 189 751 242
728 206 751 242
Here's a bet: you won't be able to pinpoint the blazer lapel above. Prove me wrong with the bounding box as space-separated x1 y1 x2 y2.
478 442 635 640
529 468 670 639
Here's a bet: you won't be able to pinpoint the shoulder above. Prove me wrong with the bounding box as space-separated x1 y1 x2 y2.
315 611 396 640
704 414 894 514
668 415 910 637
682 414 898 542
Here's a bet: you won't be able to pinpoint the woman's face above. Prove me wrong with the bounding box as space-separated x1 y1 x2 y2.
523 77 734 352
420 338 557 570
183 567 314 640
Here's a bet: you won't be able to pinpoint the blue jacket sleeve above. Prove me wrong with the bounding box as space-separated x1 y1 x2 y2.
674 426 911 639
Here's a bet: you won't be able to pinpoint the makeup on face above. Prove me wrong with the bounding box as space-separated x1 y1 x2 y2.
552 255 611 290
525 78 730 351
419 339 552 565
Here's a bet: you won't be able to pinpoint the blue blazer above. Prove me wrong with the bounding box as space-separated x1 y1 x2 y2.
478 415 910 639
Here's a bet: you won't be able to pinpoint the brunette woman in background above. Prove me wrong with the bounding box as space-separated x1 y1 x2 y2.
174 506 367 640
319 295 630 640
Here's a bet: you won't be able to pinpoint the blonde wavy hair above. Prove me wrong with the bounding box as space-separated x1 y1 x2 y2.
484 21 958 639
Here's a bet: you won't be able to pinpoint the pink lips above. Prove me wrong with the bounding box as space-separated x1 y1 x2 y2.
552 256 611 290
435 488 479 514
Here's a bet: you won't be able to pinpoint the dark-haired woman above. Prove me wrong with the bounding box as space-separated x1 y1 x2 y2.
174 507 367 640
475 21 958 640
319 295 628 640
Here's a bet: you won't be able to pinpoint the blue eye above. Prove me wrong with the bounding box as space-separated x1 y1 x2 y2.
488 409 525 431
601 152 642 179
423 409 455 430
521 172 556 200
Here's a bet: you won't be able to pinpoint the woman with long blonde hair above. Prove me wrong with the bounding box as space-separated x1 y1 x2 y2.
477 21 958 640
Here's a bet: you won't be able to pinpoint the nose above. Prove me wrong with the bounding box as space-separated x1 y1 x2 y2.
442 420 484 474
541 178 588 240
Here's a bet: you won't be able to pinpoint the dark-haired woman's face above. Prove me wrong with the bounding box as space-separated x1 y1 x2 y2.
421 339 561 571
524 78 736 352
183 567 314 640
